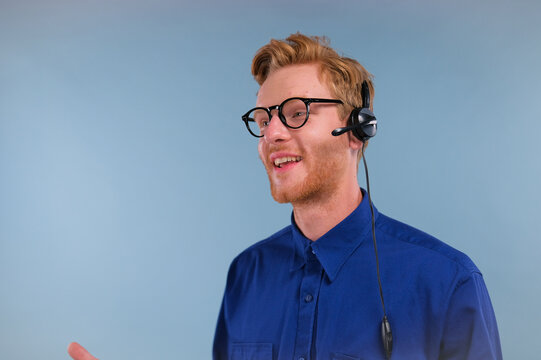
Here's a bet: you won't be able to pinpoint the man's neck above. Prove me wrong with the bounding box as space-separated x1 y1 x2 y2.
292 183 363 241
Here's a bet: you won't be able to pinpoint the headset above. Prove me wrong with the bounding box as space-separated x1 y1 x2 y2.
331 81 377 141
332 81 393 360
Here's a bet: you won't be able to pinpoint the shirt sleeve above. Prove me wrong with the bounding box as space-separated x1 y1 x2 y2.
213 257 240 360
439 271 502 359
213 295 229 360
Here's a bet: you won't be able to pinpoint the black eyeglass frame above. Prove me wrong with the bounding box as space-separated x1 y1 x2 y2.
241 97 344 138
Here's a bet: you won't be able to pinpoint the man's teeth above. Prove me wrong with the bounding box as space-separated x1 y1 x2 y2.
274 156 302 168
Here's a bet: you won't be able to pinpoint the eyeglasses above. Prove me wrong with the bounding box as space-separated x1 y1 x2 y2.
241 97 343 138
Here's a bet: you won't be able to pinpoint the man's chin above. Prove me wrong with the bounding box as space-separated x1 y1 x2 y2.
269 185 292 204
271 194 290 204
266 167 320 204
269 182 319 204
269 182 302 204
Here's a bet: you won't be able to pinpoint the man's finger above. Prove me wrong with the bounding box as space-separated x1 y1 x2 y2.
67 342 98 360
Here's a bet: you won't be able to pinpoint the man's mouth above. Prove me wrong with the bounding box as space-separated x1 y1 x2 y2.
273 156 302 168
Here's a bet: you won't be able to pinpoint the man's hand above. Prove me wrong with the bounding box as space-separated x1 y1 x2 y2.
67 342 98 360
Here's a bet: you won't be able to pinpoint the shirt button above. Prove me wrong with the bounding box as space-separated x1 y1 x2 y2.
304 294 313 303
299 357 305 360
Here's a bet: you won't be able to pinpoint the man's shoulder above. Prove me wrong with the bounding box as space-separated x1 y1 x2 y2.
231 225 294 266
377 212 480 275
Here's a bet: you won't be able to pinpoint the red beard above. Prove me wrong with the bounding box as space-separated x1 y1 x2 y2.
261 138 349 205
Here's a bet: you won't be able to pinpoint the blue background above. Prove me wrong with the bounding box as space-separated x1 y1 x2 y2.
1 0 539 358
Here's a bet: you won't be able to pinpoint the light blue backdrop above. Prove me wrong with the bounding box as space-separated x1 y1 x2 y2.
1 0 539 358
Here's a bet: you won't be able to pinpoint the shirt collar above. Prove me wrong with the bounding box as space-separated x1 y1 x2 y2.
289 188 378 282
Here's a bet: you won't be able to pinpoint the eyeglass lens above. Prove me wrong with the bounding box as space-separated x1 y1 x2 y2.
246 98 308 136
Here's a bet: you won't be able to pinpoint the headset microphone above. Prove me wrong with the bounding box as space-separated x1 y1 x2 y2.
331 117 377 137
332 125 359 136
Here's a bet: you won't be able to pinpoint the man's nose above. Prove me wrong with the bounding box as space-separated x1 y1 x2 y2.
264 113 291 143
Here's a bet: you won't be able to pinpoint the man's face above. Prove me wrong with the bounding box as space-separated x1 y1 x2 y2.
257 63 353 205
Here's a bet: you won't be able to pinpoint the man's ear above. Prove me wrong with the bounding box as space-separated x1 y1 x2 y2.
348 131 364 151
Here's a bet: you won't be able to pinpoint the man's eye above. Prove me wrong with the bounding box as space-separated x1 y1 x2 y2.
292 112 306 118
253 116 268 127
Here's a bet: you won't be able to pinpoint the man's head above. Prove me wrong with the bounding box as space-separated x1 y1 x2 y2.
250 33 374 205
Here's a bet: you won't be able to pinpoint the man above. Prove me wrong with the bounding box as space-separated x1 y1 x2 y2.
212 33 502 359
67 33 501 360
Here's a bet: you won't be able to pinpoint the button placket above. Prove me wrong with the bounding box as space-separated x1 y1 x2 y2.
293 245 323 360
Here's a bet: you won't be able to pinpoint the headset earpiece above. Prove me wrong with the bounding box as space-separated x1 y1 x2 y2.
348 81 377 142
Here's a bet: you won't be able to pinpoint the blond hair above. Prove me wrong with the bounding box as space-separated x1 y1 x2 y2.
252 32 374 122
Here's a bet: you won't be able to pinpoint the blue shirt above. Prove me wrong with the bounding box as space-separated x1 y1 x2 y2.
213 191 502 359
